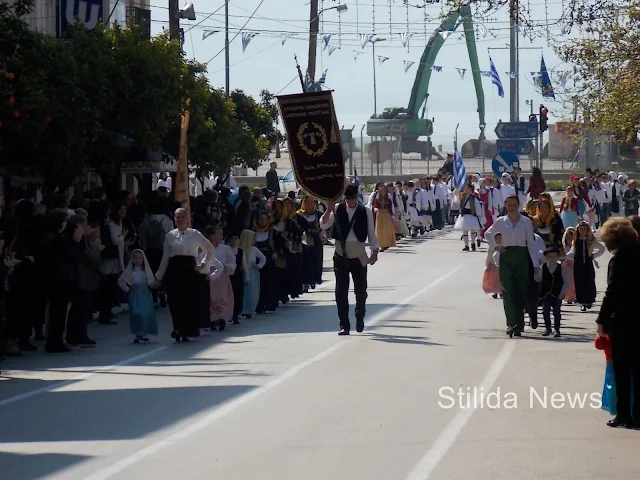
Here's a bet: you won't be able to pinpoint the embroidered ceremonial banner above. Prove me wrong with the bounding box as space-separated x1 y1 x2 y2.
276 90 345 202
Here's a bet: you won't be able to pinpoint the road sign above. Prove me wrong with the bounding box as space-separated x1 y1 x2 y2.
492 151 520 176
494 121 538 139
496 138 535 155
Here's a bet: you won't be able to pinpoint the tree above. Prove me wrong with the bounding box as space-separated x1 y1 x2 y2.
555 0 640 143
230 89 274 169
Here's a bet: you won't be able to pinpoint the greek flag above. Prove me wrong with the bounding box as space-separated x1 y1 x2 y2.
489 56 504 98
453 150 467 190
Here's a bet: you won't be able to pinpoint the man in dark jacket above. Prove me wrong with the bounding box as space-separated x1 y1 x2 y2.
266 162 280 196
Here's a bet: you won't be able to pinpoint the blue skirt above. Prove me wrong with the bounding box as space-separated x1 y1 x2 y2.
601 363 635 416
242 268 261 315
128 285 158 336
560 210 580 228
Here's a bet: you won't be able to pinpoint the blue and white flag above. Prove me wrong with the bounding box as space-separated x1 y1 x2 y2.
322 34 332 50
399 32 414 47
241 32 258 52
353 50 363 61
202 29 219 40
378 55 389 65
318 69 327 84
403 60 415 73
360 33 375 49
280 33 295 45
539 55 555 99
489 56 504 98
328 45 339 56
456 68 466 79
453 150 467 190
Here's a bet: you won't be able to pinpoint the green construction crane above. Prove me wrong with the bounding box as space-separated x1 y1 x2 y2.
366 5 486 157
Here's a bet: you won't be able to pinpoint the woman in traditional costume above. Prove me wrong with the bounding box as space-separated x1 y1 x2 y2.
204 226 235 329
297 195 324 289
373 184 397 251
253 210 277 314
240 229 266 318
533 197 565 249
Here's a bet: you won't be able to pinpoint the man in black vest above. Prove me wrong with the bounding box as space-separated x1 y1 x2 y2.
320 185 379 335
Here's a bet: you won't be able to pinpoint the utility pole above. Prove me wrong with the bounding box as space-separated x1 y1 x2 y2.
168 0 180 40
225 0 230 94
509 0 519 122
307 0 319 82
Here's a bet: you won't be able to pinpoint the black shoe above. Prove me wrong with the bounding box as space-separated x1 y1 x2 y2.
133 337 141 344
607 416 630 428
171 331 181 342
471 244 476 252
356 319 364 333
476 238 481 247
506 326 514 338
530 318 538 330
462 246 470 252
232 320 241 325
217 319 226 331
513 330 522 337
338 329 350 336
581 305 587 312
554 330 561 338
492 293 498 299
542 329 552 336
628 417 640 429
18 341 37 352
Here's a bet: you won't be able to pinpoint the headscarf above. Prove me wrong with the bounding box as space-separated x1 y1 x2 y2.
282 197 297 220
534 198 555 228
252 210 271 233
574 220 595 252
525 198 540 217
119 249 155 288
297 196 318 215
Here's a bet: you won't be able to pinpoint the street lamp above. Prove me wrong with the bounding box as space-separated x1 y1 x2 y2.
307 3 348 82
370 37 386 178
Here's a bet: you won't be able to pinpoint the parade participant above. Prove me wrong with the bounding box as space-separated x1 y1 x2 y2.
240 229 266 318
528 167 546 199
566 221 605 312
561 227 577 304
500 173 516 200
297 196 323 290
282 197 304 299
454 183 485 252
559 186 580 228
420 179 436 231
485 194 540 337
533 197 565 248
205 226 235 330
477 177 495 240
226 230 245 325
391 183 409 238
512 167 528 207
117 249 158 344
596 217 640 428
253 211 277 313
405 181 424 238
372 184 396 251
155 208 216 342
320 185 379 336
534 246 568 337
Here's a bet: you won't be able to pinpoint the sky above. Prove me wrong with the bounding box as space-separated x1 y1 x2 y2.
150 0 575 150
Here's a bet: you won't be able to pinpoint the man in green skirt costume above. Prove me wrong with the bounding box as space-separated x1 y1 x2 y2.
485 194 540 337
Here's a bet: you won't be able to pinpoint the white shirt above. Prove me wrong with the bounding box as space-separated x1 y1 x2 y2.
215 243 237 273
501 184 516 199
534 233 546 266
485 215 539 266
156 228 216 280
566 238 606 262
320 204 380 251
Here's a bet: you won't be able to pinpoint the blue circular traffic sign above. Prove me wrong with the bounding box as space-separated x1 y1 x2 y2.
492 150 520 176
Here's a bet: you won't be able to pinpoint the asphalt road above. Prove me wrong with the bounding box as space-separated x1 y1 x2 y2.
0 229 635 480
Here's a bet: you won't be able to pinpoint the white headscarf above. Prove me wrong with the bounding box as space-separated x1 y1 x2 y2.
119 249 155 287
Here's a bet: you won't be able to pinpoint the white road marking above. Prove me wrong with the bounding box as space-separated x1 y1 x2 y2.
403 340 517 480
0 346 168 408
85 265 465 480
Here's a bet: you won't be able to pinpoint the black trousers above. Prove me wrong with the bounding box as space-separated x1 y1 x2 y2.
66 290 94 342
610 333 640 419
526 260 539 330
541 296 562 331
333 253 368 331
99 274 120 322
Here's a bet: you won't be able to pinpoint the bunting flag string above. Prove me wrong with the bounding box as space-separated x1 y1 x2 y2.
403 60 415 73
530 72 542 88
360 33 376 49
431 65 442 72
328 45 339 56
280 33 295 45
505 71 518 79
456 68 466 79
241 32 258 52
378 55 389 65
477 25 487 38
322 34 332 50
202 29 219 40
353 50 363 62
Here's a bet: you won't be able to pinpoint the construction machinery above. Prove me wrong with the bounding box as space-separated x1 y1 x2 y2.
366 5 486 160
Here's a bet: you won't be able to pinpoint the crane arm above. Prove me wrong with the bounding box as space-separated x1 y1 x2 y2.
461 7 486 129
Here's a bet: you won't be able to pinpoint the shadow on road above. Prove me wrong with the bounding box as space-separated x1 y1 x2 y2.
0 452 93 480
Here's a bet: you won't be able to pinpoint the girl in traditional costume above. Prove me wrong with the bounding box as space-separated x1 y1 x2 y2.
561 227 576 304
566 221 605 312
253 211 277 314
204 226 235 328
373 184 397 251
240 229 266 318
282 197 304 299
559 186 580 228
118 249 157 343
297 196 323 290
271 200 289 305
477 177 495 240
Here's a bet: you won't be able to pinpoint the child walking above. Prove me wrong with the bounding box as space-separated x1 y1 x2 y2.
561 227 576 304
240 229 266 318
482 232 502 299
117 249 158 343
559 186 580 228
534 246 568 337
566 221 605 312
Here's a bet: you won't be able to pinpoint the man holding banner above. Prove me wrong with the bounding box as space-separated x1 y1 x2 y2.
320 185 379 335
